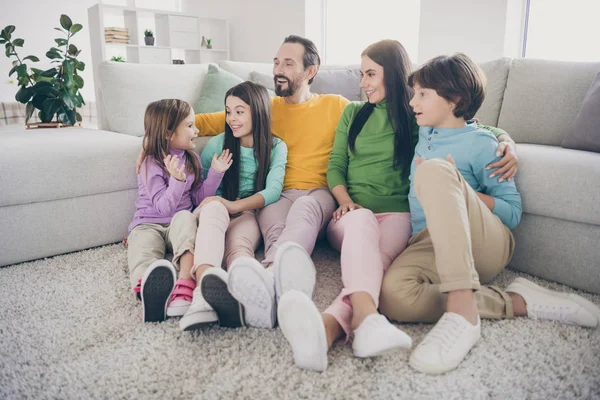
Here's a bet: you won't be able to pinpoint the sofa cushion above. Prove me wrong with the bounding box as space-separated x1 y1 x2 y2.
194 64 244 114
561 72 600 153
473 58 510 127
0 127 141 207
98 62 209 136
498 59 600 145
514 143 600 226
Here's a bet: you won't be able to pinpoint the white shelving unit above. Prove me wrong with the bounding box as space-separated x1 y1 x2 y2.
88 3 230 66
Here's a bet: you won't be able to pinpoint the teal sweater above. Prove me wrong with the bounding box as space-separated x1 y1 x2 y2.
328 101 418 213
409 122 522 235
200 133 288 206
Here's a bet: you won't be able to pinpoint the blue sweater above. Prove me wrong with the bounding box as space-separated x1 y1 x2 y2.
409 122 522 235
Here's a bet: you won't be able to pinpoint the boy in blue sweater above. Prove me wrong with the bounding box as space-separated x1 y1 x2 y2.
380 53 600 375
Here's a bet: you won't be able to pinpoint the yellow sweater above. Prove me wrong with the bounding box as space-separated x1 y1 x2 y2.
195 94 349 190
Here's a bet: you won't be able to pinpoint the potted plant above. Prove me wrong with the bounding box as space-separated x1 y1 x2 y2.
1 14 86 127
110 55 125 62
144 29 154 46
206 38 212 49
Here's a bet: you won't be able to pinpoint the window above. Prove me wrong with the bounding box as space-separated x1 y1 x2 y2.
323 0 421 65
524 0 600 62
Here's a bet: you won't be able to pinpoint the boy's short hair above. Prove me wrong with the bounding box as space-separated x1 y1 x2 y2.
408 53 486 120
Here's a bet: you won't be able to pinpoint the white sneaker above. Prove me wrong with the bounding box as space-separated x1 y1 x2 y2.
179 284 218 331
506 277 600 328
352 314 412 358
409 312 481 375
228 257 276 328
273 241 316 302
278 290 328 372
141 259 176 323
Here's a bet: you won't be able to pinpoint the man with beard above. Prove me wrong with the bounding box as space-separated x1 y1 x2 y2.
194 35 347 329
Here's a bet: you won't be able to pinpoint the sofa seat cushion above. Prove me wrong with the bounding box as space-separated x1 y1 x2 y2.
0 127 141 207
515 143 600 225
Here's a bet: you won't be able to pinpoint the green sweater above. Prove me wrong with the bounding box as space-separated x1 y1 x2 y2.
327 101 507 214
328 101 418 213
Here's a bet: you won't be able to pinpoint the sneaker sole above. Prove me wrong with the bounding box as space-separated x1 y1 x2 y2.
179 309 218 331
141 264 176 323
202 274 245 328
228 258 276 329
509 277 600 328
274 242 316 302
278 290 328 372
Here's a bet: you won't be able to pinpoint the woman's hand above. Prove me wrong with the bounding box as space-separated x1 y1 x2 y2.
211 149 233 173
486 140 518 182
333 202 362 222
164 154 186 181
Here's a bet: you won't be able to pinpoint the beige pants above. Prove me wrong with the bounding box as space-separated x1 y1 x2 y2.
256 188 336 266
127 210 197 288
193 201 261 272
380 159 516 323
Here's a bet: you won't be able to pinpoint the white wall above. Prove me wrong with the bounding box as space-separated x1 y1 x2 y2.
0 0 99 102
184 0 306 63
418 0 511 63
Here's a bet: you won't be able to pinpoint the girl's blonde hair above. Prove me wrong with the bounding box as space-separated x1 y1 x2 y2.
142 99 202 190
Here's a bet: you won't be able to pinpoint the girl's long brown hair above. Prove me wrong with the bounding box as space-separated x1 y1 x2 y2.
142 99 202 190
222 82 273 201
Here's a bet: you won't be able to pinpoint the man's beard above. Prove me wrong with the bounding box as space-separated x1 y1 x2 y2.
274 75 300 97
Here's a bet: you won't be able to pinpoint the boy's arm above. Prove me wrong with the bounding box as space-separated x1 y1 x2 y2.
471 137 522 230
195 111 226 136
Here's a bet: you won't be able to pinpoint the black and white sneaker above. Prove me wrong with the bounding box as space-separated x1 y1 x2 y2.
201 267 246 328
141 259 176 323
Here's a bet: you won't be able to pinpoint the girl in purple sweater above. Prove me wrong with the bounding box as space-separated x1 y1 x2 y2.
128 99 232 323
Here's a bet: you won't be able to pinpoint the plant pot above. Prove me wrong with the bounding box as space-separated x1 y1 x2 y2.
26 121 82 129
144 37 155 46
207 44 212 49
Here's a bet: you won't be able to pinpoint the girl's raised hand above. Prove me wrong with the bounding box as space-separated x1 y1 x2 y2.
164 154 186 181
211 149 233 173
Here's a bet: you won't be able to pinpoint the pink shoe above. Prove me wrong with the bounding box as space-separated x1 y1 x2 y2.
167 279 196 317
133 279 142 301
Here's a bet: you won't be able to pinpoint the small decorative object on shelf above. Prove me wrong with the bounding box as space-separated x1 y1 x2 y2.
110 55 125 62
1 14 86 128
105 27 129 44
144 29 154 46
206 38 212 49
172 59 184 64
201 36 207 48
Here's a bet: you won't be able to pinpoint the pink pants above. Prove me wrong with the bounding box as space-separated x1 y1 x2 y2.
323 208 412 339
192 201 261 273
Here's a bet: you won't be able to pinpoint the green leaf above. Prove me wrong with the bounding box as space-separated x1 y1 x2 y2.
60 87 77 109
76 91 85 106
73 74 84 89
40 68 57 77
15 86 32 104
38 108 52 123
54 27 64 33
0 39 6 45
49 47 61 53
25 102 35 123
32 93 48 110
58 108 76 126
76 112 82 122
18 76 29 86
2 26 15 41
60 15 73 30
31 68 44 75
5 44 14 57
76 61 85 71
63 72 73 89
23 55 39 62
54 38 68 46
12 60 19 67
43 98 63 121
68 44 78 56
12 64 27 78
8 65 18 77
70 24 83 34
46 50 62 59
12 38 24 47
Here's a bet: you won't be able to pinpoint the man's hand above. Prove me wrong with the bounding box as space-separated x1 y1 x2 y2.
332 202 362 222
486 140 518 182
211 149 233 173
164 155 186 181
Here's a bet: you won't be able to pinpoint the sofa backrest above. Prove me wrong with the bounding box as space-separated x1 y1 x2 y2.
474 58 511 127
498 58 600 145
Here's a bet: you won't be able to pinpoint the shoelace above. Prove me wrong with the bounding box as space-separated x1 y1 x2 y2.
528 303 574 323
421 314 467 351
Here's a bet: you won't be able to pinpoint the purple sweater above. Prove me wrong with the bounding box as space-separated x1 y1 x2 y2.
128 148 223 232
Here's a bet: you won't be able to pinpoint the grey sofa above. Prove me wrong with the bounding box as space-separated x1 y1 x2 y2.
1 58 598 295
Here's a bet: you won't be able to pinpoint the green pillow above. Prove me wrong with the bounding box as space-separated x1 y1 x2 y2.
194 64 244 113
